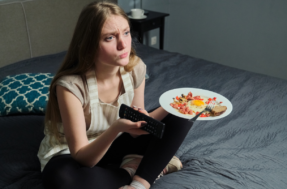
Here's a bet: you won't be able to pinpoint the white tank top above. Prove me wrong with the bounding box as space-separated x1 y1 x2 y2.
37 67 134 171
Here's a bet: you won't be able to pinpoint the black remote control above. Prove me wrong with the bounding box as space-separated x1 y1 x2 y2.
119 104 165 139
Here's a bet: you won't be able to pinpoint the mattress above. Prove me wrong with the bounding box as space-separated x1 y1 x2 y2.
0 43 287 189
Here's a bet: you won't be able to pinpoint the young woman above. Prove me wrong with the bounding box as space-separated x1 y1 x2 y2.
38 2 192 189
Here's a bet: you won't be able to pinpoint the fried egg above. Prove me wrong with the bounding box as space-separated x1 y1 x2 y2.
187 97 209 113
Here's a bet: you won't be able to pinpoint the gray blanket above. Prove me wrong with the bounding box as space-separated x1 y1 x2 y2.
137 44 287 189
0 43 286 189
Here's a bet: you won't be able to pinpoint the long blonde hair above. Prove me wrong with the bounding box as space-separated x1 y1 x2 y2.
45 1 138 143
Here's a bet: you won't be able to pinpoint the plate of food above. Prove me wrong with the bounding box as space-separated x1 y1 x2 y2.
159 88 233 120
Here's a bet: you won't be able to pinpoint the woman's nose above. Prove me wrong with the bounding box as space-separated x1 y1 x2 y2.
117 37 126 50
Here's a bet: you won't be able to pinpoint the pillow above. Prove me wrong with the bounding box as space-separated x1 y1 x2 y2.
0 73 54 116
145 73 149 80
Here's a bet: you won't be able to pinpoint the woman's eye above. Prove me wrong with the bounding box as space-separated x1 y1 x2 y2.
106 36 114 41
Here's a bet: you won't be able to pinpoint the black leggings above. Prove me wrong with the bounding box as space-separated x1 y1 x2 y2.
42 114 193 189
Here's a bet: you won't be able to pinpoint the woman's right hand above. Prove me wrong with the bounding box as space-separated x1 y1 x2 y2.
111 119 149 136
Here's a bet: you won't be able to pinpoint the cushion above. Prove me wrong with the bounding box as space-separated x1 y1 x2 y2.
145 73 149 80
0 73 54 116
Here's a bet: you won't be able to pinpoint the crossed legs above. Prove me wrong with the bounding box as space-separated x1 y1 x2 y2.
42 114 192 189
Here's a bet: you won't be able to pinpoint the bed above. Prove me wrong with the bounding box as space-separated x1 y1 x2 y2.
1 40 287 189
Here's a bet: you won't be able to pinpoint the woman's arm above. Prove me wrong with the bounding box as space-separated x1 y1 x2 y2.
56 85 147 167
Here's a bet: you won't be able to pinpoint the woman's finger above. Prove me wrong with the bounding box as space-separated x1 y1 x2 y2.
129 128 149 135
132 121 147 128
133 105 138 111
122 120 149 135
132 105 149 116
138 108 149 116
140 121 147 127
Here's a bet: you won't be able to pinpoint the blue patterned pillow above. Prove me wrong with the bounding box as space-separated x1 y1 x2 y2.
0 73 54 116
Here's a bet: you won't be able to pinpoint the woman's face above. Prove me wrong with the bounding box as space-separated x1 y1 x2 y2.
96 15 132 67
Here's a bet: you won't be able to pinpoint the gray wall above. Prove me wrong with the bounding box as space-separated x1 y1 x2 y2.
0 0 117 68
119 0 287 81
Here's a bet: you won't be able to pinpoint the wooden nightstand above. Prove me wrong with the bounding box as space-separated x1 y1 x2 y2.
127 10 169 50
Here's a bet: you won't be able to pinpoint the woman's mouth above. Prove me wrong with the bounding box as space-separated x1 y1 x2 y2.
119 52 129 59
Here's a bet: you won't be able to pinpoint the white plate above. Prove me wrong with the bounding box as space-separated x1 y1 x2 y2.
128 15 147 19
159 88 233 120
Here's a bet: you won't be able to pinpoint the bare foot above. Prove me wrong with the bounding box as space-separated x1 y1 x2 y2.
120 155 143 177
119 186 135 189
119 178 149 189
133 176 150 189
